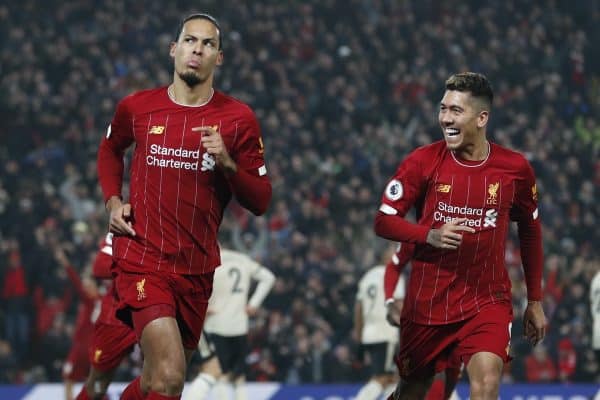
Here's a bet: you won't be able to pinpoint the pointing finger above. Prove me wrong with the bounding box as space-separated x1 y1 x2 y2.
453 225 476 233
192 126 216 135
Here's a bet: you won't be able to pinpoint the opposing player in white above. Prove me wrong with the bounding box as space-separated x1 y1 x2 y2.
354 253 405 400
186 248 275 400
182 331 221 400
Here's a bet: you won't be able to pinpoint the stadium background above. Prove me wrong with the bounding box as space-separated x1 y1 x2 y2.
0 0 598 394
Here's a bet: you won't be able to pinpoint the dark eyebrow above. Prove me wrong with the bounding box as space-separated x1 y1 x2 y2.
183 34 218 43
440 102 464 111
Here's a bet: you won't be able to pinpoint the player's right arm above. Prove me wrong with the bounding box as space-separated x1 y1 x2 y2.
374 149 474 248
383 243 413 300
384 243 412 327
97 98 136 236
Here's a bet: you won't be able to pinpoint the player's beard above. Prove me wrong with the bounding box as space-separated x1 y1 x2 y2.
178 71 204 88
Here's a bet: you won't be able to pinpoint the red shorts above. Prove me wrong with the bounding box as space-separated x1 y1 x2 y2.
397 303 513 380
63 344 90 381
90 321 137 372
113 265 213 349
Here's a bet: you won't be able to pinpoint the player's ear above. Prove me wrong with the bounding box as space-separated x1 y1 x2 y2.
169 41 177 58
477 110 489 128
215 50 223 66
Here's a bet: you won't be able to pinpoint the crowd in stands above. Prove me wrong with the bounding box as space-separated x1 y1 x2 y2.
0 0 599 384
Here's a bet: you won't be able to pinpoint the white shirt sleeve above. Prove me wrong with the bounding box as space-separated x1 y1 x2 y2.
248 265 275 309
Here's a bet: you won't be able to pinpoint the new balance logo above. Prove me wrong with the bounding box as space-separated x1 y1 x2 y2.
148 125 165 135
436 184 451 193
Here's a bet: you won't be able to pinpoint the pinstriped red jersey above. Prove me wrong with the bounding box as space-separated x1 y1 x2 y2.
97 87 270 275
376 141 543 325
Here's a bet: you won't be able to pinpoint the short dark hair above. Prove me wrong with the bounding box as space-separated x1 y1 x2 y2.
445 72 493 109
174 13 223 50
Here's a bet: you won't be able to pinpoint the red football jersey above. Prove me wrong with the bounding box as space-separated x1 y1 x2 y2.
375 141 542 325
97 87 270 275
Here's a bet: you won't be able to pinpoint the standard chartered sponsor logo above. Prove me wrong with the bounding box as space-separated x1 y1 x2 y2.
433 201 496 228
483 209 498 227
200 152 216 171
146 144 214 171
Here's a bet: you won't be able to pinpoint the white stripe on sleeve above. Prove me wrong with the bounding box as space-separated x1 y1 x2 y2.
379 204 398 215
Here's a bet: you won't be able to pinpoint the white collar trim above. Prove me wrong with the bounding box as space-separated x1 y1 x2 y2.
450 142 491 168
167 85 214 107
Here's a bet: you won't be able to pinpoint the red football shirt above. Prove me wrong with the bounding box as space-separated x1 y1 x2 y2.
375 141 543 325
97 87 271 275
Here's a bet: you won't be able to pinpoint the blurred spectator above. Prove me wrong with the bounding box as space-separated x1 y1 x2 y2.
1 249 30 360
557 338 577 383
525 344 557 383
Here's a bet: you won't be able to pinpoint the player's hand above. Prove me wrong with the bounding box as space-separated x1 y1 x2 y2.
246 305 259 317
426 218 475 250
523 300 546 346
193 126 236 173
385 299 403 327
106 196 136 236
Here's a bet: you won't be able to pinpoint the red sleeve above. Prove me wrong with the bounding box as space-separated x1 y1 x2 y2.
384 259 401 300
92 233 114 279
92 251 113 280
374 215 430 243
227 167 272 215
97 97 135 204
374 149 430 243
227 111 271 215
518 218 543 301
511 160 543 301
384 243 415 300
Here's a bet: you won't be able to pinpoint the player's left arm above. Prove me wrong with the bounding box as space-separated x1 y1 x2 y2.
511 159 546 345
197 111 271 215
247 263 275 314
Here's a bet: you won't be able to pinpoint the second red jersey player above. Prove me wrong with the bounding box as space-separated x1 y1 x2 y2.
75 233 138 400
375 72 545 399
91 233 137 355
